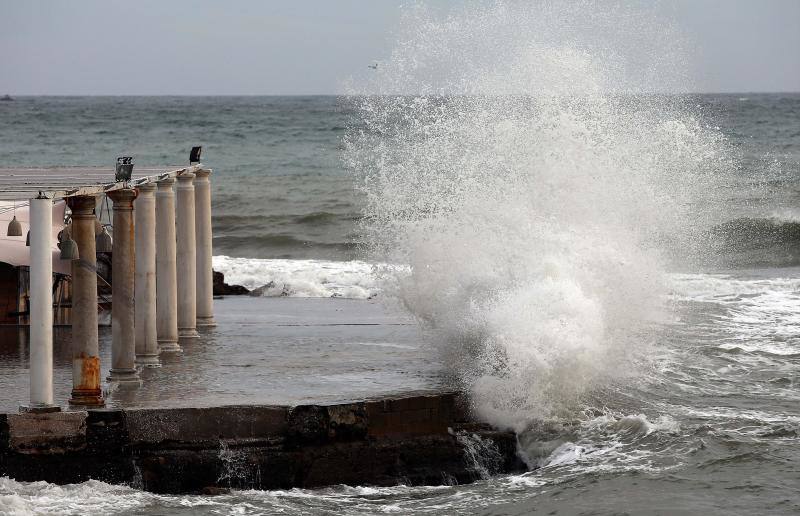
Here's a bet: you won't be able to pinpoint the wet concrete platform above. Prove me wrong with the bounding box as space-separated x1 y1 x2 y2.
0 297 447 413
0 299 525 493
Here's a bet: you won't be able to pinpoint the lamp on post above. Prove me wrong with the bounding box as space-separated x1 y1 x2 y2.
115 156 134 183
189 146 202 165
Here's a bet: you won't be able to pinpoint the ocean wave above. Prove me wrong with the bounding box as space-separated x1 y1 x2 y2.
212 256 386 299
214 211 360 228
516 412 682 475
708 216 800 267
669 272 800 356
345 0 731 430
0 478 156 515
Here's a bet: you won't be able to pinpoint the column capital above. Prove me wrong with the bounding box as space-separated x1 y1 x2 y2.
65 195 97 215
157 177 176 188
194 168 212 179
137 182 157 194
177 172 195 182
108 188 138 207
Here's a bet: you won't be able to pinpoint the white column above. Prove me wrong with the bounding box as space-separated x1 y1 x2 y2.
26 195 58 412
107 188 141 386
156 178 181 352
134 183 159 366
176 172 199 339
194 168 216 327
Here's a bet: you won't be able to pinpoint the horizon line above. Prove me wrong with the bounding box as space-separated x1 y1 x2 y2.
3 91 799 97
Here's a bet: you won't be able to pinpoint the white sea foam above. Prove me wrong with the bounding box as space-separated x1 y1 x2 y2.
345 2 731 430
0 478 156 515
670 272 800 355
212 256 387 299
510 411 684 479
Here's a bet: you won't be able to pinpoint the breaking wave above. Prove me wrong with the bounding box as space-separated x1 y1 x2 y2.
212 256 382 299
345 2 733 430
709 216 800 268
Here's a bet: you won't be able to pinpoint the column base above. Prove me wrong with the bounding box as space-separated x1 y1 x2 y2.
135 354 161 368
19 404 61 414
179 328 200 339
106 369 142 387
196 316 217 328
69 388 105 407
158 339 183 353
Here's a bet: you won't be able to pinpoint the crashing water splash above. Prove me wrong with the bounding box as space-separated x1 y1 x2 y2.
344 2 732 431
455 431 505 480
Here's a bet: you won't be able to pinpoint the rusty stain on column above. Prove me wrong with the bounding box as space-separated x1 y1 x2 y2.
66 195 104 406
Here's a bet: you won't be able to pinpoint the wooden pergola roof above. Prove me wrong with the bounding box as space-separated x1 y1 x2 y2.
0 165 199 203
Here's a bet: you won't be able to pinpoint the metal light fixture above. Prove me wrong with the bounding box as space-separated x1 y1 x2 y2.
6 201 22 236
190 146 202 164
96 225 113 253
25 230 30 247
6 215 22 236
115 156 134 183
58 236 79 260
58 226 79 260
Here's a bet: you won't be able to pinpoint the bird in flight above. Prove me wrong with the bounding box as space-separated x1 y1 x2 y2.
368 63 378 70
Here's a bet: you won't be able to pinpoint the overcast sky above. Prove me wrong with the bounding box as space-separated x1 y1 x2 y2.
1 0 798 95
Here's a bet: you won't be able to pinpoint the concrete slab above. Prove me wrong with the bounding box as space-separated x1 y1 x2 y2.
5 411 87 453
0 297 446 412
0 393 525 493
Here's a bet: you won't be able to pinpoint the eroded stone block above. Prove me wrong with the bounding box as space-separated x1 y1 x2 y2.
7 411 87 454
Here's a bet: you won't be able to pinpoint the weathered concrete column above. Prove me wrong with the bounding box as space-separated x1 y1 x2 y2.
194 168 216 327
134 183 159 366
156 178 181 352
25 195 58 412
66 195 104 406
107 189 141 386
176 172 199 339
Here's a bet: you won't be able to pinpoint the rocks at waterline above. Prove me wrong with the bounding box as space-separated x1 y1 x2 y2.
213 270 250 295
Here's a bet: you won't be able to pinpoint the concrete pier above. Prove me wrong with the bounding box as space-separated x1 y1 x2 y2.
155 178 181 353
0 393 524 494
134 183 159 366
65 195 104 407
176 172 199 339
194 168 216 327
25 196 57 412
106 189 141 387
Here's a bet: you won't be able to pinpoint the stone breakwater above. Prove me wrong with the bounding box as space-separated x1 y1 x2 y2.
0 392 524 494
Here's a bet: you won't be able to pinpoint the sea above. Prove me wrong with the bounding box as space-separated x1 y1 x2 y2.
1 4 800 510
0 92 798 515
